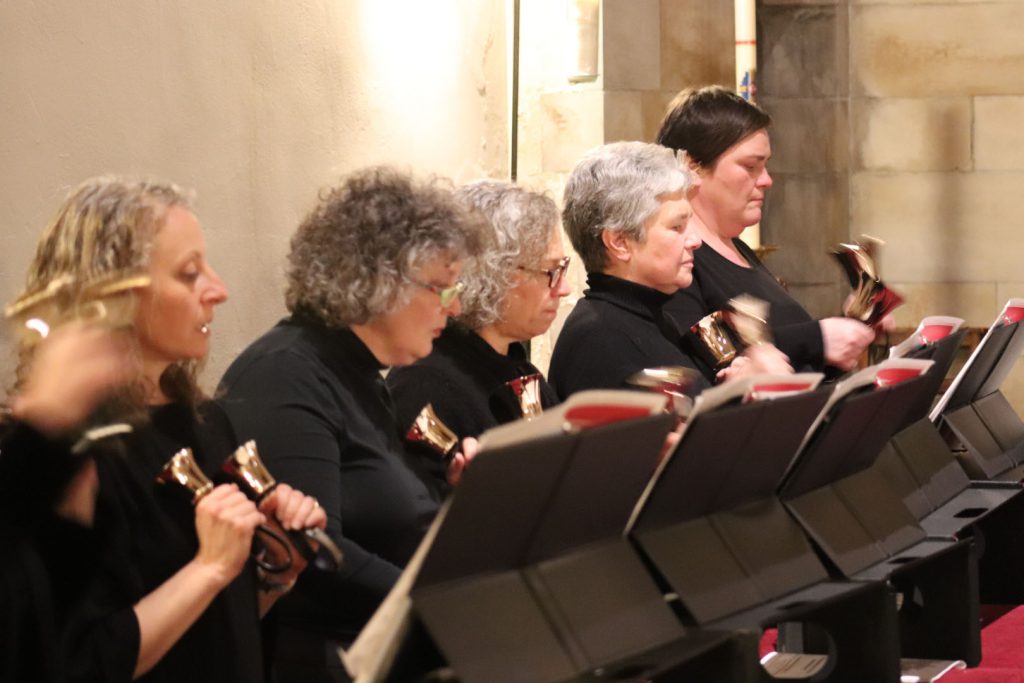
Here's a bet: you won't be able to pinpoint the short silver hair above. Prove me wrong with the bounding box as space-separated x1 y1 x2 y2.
454 180 559 330
562 141 692 273
285 167 487 326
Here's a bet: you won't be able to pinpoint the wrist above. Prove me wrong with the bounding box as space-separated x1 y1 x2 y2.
188 556 237 592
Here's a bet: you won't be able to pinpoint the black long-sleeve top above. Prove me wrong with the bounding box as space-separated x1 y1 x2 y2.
387 323 559 454
67 402 263 683
663 238 824 379
217 317 444 650
548 272 710 400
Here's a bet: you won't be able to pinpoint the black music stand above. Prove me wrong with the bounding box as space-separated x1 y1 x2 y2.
937 320 1024 480
875 330 1024 603
779 371 980 666
411 414 753 683
629 388 901 682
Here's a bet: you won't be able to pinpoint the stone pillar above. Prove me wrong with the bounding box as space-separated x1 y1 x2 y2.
519 0 735 371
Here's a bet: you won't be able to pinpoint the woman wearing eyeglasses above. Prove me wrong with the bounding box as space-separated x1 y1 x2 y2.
218 167 487 682
388 181 571 455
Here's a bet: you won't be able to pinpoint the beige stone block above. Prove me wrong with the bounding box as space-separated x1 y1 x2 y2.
786 282 845 320
659 0 734 91
604 0 660 91
761 173 849 286
885 282 998 328
761 97 848 174
640 90 679 143
852 5 1024 97
850 171 1024 283
760 6 848 98
603 91 645 142
540 90 605 173
975 97 1024 171
852 97 971 172
997 283 1024 310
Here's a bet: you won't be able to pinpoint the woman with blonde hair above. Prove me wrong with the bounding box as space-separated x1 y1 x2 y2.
11 176 324 683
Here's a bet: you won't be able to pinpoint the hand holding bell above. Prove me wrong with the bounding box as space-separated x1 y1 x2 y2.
222 441 343 572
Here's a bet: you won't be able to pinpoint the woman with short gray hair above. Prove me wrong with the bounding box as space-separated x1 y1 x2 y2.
549 141 792 398
218 166 487 681
388 179 571 448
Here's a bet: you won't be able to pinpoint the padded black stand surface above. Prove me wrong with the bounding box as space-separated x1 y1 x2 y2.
412 414 745 683
779 373 981 665
630 390 902 682
939 321 1024 480
874 329 1024 602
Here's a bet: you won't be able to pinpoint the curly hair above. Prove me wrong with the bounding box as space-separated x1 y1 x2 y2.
286 167 488 326
453 180 558 330
562 141 692 274
15 175 203 412
656 85 772 168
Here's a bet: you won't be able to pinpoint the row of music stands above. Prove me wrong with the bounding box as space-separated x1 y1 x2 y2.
382 315 1024 682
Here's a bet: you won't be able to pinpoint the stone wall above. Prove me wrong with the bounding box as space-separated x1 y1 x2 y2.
0 0 508 392
760 0 1024 404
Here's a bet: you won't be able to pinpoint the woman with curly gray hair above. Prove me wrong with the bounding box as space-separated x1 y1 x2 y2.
218 166 487 682
387 180 571 445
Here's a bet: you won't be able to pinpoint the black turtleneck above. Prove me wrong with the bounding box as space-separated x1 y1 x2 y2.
217 316 445 660
548 272 710 400
387 323 559 451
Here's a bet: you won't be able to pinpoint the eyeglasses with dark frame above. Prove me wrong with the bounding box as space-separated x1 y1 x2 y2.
407 278 466 308
518 256 571 290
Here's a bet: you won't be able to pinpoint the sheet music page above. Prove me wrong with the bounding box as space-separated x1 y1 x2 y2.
930 298 1024 420
340 500 451 682
476 388 667 451
760 652 829 678
899 657 967 682
889 316 964 359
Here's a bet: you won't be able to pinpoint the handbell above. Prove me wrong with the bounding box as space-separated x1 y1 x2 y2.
686 310 742 370
157 446 293 573
405 403 459 460
627 366 703 419
156 448 215 504
223 440 343 572
505 373 545 419
832 236 904 326
5 271 150 348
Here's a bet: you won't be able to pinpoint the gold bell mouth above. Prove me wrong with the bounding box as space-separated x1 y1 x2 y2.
505 373 545 419
406 404 459 459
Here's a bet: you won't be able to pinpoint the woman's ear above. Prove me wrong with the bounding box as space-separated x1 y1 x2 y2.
601 229 632 264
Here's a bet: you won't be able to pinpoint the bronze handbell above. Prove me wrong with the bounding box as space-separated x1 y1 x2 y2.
406 404 459 461
627 366 703 421
832 236 904 326
223 441 343 572
156 447 292 573
156 448 215 504
4 270 150 348
505 373 545 419
685 295 772 371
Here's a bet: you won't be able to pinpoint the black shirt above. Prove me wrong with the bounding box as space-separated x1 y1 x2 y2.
68 402 263 683
663 238 824 377
0 423 96 683
218 317 444 650
548 272 710 400
387 323 559 449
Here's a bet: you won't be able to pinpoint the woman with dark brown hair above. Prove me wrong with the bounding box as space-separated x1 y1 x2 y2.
657 86 875 379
